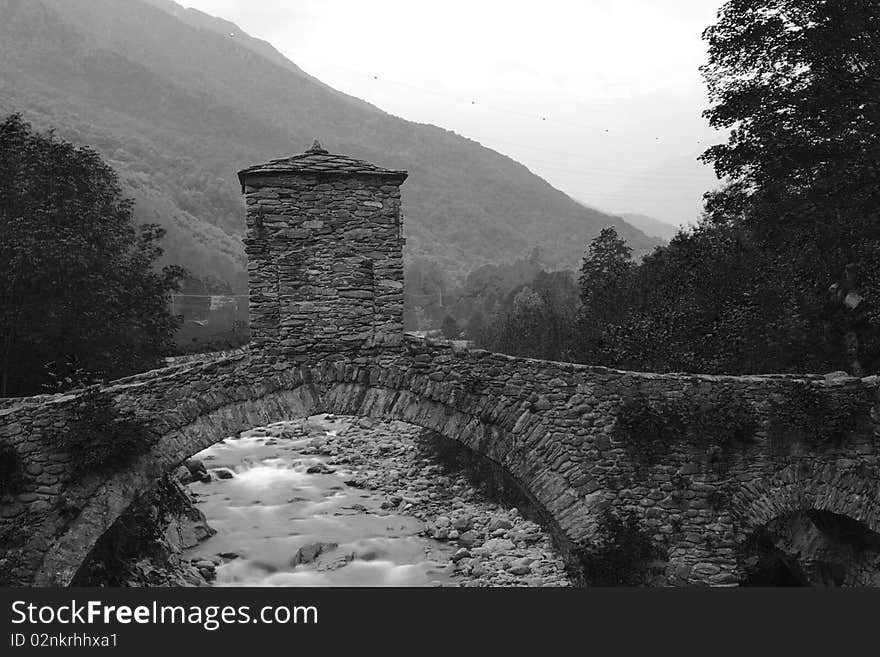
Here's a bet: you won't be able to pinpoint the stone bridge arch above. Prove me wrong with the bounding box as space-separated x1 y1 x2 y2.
734 465 880 539
30 356 585 587
729 465 880 586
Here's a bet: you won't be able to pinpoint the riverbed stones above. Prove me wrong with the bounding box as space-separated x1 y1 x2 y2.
292 416 572 587
291 541 339 567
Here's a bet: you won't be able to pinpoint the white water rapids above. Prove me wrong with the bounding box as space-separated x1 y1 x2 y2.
183 416 455 586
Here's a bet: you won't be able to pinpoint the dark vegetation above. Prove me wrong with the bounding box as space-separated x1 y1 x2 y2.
768 382 874 450
0 114 184 396
578 509 662 586
612 392 757 469
60 389 156 476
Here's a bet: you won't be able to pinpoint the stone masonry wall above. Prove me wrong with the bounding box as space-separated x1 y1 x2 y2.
243 173 404 361
1 339 878 587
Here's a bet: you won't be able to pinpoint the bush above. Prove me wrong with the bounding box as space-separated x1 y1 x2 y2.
60 389 156 476
579 509 660 586
614 392 757 470
612 394 684 465
768 382 872 450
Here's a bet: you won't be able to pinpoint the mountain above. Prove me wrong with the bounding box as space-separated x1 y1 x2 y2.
602 153 722 228
0 0 660 290
617 213 679 242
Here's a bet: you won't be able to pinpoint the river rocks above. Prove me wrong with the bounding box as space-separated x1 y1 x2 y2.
457 531 480 548
185 459 210 483
213 468 235 480
488 517 513 532
508 557 534 575
452 516 472 532
306 463 337 475
452 548 471 562
483 538 516 552
296 415 572 587
291 542 339 567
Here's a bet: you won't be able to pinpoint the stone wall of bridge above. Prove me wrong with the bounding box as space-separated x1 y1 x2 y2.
1 336 878 587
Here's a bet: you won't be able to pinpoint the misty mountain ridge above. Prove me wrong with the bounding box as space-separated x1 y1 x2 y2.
0 0 661 290
617 213 680 242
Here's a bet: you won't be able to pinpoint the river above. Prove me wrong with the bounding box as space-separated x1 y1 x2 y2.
182 416 456 586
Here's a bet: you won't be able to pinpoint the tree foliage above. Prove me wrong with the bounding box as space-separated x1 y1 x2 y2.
478 270 580 361
0 114 184 396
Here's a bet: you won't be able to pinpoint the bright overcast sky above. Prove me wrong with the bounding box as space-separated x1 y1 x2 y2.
182 0 728 226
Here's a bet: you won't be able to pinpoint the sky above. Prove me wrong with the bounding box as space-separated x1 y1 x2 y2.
182 0 728 226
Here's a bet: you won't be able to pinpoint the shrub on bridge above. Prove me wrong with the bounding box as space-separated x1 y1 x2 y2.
768 382 873 451
579 509 661 586
60 388 156 476
612 393 685 465
613 392 757 470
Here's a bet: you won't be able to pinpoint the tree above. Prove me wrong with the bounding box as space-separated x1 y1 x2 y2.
476 270 580 362
576 227 635 364
0 114 184 396
700 0 880 373
702 0 880 197
578 227 633 314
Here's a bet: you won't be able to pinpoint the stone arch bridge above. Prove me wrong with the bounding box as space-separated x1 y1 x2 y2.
2 143 879 587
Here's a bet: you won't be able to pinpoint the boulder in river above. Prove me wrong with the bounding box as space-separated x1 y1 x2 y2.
185 459 210 482
306 463 337 475
291 542 339 567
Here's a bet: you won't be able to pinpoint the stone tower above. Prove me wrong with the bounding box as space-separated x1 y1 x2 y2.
238 141 408 361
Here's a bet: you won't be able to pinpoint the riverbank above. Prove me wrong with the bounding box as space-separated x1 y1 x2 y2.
73 475 215 587
311 415 573 587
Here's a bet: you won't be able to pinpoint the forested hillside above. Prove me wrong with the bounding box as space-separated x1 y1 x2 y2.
0 0 659 291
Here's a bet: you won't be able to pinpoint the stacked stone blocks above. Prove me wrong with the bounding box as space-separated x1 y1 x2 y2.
239 143 407 361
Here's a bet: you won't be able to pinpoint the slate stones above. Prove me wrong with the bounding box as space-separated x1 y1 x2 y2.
240 146 406 359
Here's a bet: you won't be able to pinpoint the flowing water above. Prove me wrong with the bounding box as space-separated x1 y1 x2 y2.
183 416 455 586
